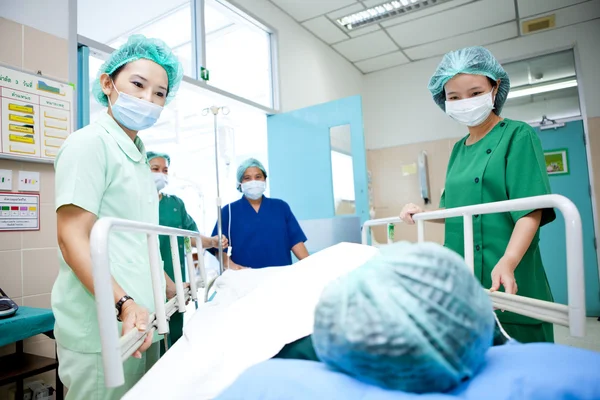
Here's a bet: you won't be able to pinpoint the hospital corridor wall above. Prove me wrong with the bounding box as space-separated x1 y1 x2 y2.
0 16 67 397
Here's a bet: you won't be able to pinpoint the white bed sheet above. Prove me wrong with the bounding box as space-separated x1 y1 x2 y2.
123 242 379 400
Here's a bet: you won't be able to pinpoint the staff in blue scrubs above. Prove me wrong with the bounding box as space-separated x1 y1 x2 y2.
211 158 309 269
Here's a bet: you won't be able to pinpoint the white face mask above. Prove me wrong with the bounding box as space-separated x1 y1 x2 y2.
445 91 495 127
109 81 164 131
241 180 266 200
152 172 169 192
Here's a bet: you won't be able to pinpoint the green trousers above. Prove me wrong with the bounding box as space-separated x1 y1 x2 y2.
57 342 160 400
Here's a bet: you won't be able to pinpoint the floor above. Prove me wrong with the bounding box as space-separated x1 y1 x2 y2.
555 317 600 352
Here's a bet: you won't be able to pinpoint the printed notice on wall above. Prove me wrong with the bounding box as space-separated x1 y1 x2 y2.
0 192 40 231
0 65 74 161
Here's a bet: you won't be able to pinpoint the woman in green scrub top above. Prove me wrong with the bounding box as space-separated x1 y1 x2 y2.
52 35 183 400
400 46 556 344
146 150 227 355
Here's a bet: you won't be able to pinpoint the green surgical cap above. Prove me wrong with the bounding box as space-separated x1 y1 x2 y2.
236 158 267 191
428 46 510 114
313 241 495 394
92 34 183 107
147 151 170 166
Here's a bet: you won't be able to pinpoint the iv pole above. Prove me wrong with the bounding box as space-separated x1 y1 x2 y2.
202 105 229 275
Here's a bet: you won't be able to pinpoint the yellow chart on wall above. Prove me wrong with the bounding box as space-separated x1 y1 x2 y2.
0 65 74 161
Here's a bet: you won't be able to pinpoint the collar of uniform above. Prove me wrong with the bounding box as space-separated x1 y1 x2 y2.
97 112 146 163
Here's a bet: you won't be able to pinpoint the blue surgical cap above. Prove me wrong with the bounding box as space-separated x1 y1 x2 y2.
146 151 170 166
236 158 267 191
313 241 495 394
92 34 184 107
428 46 510 114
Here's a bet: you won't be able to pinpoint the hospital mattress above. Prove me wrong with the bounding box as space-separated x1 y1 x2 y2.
217 343 600 400
123 242 379 400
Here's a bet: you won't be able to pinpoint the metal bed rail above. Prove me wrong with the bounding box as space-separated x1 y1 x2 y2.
90 217 209 388
361 194 586 338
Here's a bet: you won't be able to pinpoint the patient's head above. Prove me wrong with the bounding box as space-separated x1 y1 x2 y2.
312 241 495 394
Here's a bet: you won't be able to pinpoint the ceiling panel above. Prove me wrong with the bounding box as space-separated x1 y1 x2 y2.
361 0 391 6
404 22 518 60
524 0 600 31
348 23 382 37
385 0 516 48
326 2 365 20
302 16 349 44
517 0 588 18
354 51 410 73
269 0 359 22
380 0 477 27
332 30 399 62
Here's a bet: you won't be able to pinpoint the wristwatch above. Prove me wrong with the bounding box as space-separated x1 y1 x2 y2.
115 295 134 321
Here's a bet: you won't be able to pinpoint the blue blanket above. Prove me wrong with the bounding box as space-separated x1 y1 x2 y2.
217 343 600 400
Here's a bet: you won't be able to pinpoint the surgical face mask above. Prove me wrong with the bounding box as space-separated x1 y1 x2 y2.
152 172 169 192
241 180 266 200
108 82 163 131
445 91 495 127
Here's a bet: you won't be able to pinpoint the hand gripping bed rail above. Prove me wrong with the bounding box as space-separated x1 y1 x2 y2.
361 194 585 338
90 217 210 388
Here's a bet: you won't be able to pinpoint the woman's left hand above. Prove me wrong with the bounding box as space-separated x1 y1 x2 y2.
211 235 228 249
490 256 519 295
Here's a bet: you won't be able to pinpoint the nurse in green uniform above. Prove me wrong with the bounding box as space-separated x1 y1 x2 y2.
52 35 183 399
400 46 556 344
146 151 227 354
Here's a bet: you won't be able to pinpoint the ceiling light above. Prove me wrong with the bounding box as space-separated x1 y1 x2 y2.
337 0 453 30
507 79 578 99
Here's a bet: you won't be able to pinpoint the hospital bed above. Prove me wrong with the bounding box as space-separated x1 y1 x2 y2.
88 194 596 399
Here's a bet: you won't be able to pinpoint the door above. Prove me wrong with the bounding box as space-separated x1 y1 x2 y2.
267 95 369 224
536 120 600 316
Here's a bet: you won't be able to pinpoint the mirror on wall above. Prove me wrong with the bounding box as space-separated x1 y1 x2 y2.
329 124 355 216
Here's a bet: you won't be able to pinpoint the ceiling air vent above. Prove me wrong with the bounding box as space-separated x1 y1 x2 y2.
522 14 556 35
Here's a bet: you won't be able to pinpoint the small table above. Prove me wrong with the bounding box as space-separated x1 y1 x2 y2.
0 306 64 399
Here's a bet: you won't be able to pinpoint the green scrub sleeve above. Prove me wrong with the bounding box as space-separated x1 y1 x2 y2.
505 126 556 227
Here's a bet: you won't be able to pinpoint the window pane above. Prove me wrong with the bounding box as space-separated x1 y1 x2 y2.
78 2 193 78
205 0 273 108
138 82 269 235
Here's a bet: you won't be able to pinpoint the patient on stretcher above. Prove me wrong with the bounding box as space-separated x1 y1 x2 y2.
277 242 497 394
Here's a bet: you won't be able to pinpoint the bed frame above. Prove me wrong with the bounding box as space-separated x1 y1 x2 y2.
90 194 586 389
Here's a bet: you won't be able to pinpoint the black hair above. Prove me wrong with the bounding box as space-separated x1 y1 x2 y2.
487 77 499 115
109 63 169 97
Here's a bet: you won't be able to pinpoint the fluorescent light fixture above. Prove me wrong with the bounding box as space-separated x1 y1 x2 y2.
337 0 453 30
507 79 578 99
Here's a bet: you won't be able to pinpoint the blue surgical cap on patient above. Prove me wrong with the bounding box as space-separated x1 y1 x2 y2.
428 46 510 114
236 158 267 191
92 34 183 107
312 241 495 394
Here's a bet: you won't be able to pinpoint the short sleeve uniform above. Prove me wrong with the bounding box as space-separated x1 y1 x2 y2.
211 196 307 268
158 194 198 281
51 112 164 353
441 119 555 339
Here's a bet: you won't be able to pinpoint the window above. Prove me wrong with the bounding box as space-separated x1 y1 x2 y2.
205 0 273 108
138 82 269 234
79 0 276 109
78 1 194 77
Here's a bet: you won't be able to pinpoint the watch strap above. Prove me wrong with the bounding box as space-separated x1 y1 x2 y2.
115 295 133 321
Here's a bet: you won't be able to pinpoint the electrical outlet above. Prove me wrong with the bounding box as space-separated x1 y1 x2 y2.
0 169 12 191
18 171 41 192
